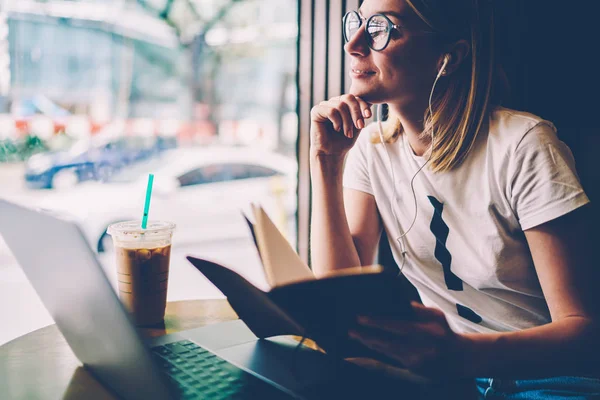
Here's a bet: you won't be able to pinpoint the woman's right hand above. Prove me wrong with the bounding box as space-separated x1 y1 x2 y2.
310 94 372 157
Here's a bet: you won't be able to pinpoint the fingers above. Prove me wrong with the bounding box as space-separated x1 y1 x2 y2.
355 96 372 119
348 327 432 368
359 302 445 323
337 101 356 138
355 319 432 337
310 104 343 132
354 303 449 337
311 94 373 139
341 94 365 130
348 329 396 355
338 94 368 136
409 302 447 322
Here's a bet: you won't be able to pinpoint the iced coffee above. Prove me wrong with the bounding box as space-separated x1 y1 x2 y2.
107 221 176 326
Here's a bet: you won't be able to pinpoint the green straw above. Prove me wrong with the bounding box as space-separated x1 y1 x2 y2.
141 174 154 229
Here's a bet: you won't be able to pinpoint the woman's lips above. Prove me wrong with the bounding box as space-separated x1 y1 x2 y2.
351 69 376 78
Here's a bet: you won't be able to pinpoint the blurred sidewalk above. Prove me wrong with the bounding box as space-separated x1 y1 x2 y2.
0 163 26 193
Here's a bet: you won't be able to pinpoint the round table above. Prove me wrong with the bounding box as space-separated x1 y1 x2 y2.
0 299 237 400
0 299 478 400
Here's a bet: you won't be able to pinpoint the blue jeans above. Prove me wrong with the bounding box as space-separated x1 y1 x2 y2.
475 377 600 399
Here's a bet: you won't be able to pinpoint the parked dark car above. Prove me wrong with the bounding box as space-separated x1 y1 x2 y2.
24 136 177 189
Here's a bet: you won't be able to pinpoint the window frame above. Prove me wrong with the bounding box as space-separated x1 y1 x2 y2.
297 0 361 265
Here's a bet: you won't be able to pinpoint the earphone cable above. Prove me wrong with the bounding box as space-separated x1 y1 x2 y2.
377 61 446 273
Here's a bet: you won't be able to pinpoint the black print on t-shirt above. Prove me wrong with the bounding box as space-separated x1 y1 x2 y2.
427 196 482 324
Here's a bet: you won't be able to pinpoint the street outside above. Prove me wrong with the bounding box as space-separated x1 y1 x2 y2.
0 0 299 347
0 163 272 346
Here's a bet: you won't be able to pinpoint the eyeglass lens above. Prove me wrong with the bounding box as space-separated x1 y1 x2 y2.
344 12 391 51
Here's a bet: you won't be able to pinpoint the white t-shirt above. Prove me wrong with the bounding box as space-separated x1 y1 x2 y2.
343 107 590 334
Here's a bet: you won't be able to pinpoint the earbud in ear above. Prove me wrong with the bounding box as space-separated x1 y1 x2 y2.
438 53 452 77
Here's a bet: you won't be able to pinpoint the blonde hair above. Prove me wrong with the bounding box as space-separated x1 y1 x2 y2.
371 0 504 173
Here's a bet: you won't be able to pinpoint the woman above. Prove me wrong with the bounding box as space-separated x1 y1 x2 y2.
309 0 600 398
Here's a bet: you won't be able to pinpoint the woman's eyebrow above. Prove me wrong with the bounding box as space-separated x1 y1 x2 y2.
380 11 408 20
358 8 408 21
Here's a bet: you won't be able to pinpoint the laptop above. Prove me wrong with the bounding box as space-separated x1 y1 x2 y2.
0 199 374 400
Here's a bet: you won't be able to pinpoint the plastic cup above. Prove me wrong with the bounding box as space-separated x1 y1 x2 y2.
107 221 176 326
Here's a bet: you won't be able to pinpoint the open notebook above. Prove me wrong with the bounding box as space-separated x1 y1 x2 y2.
186 204 413 360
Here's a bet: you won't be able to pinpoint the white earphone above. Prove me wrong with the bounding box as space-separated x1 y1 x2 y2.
438 53 451 78
376 53 451 273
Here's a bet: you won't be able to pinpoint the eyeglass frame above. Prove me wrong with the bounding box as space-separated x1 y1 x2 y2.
342 10 436 52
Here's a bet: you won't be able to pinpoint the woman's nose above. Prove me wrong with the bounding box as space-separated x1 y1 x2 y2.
344 24 369 56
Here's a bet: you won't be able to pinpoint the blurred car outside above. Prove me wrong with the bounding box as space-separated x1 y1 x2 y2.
24 131 177 189
12 146 297 253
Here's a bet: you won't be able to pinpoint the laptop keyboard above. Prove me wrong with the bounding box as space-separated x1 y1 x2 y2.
151 339 293 399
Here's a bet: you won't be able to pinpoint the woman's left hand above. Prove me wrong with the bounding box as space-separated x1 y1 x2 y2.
349 301 472 379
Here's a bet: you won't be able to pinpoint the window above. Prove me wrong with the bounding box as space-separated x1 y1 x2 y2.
0 0 299 345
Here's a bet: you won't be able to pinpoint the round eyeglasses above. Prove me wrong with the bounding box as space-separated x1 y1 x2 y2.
343 11 402 51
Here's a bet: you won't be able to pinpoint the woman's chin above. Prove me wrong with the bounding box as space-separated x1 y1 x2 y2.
348 82 386 103
349 87 383 104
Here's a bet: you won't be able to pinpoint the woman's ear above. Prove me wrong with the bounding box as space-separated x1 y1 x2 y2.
438 39 470 76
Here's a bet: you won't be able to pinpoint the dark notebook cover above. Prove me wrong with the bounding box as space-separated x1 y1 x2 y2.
186 256 413 363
